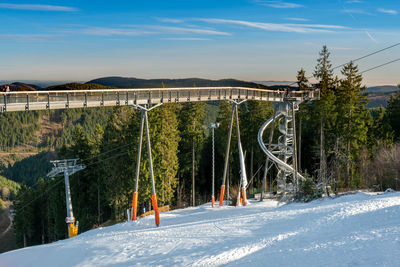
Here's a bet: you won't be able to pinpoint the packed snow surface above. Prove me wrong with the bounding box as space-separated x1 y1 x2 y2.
2 192 400 266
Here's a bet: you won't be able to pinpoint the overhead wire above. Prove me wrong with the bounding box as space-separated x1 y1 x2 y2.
332 42 400 71
15 139 136 203
81 141 135 163
16 175 65 211
16 148 133 209
360 58 400 75
288 42 400 87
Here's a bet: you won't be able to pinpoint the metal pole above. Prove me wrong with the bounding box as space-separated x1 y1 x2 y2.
211 126 215 207
64 169 77 238
192 119 196 207
132 110 145 221
261 110 275 200
235 104 247 206
219 103 235 206
192 137 195 206
292 102 298 192
144 110 160 226
299 116 302 172
226 163 229 205
64 170 73 220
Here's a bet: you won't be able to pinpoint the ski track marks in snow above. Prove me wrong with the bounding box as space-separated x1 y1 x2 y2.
1 192 400 267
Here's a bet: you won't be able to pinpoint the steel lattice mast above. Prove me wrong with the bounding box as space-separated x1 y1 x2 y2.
258 90 318 197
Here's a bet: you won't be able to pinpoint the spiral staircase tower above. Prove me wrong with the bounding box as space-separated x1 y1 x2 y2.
258 100 304 195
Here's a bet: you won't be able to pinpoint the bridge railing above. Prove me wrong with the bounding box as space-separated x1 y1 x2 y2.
1 87 319 112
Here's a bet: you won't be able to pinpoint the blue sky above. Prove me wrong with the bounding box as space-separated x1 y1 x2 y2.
0 0 399 85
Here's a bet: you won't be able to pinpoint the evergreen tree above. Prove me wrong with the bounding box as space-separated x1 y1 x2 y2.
239 101 273 187
149 104 180 206
296 68 311 173
100 107 136 221
215 101 239 191
386 88 400 141
335 62 370 187
297 68 310 91
367 107 393 152
177 102 206 205
312 45 336 186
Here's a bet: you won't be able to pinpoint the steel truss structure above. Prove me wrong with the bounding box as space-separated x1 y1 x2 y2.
258 97 307 197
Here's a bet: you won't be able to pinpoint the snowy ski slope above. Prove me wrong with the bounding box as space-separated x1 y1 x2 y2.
1 192 400 266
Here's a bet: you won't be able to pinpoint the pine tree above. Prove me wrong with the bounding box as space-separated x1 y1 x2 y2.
149 104 180 206
312 45 336 187
370 107 393 147
297 68 310 91
177 102 206 206
296 68 311 172
386 88 400 141
100 107 136 221
335 61 370 187
239 101 273 187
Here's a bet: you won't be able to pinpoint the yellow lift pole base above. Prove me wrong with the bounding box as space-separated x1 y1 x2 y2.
66 217 79 238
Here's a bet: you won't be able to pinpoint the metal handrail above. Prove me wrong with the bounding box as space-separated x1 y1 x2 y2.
0 87 318 112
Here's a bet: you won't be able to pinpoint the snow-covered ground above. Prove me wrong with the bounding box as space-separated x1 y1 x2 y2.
2 191 400 267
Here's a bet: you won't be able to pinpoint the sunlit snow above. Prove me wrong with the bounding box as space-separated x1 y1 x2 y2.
1 191 400 266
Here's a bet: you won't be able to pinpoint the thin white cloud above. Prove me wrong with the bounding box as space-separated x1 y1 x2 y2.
0 34 59 42
330 47 359 51
285 17 309 22
155 17 184 23
74 25 229 37
0 3 78 12
162 37 210 41
285 23 348 29
365 31 378 43
198 18 348 33
256 1 303 8
377 8 398 15
342 9 374 15
148 26 230 36
77 27 154 36
345 0 363 4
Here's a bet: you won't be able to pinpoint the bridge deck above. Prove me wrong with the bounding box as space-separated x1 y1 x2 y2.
1 87 318 112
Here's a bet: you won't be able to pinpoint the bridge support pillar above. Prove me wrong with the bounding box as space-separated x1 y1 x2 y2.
219 100 248 206
130 103 162 227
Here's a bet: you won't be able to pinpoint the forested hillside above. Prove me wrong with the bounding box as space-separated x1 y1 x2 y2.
45 83 114 91
88 77 269 89
0 176 20 201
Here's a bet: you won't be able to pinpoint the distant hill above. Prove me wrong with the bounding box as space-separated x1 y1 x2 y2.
365 85 398 93
1 80 82 88
365 85 399 108
44 83 114 91
253 80 296 87
1 82 41 91
87 77 269 89
366 91 398 108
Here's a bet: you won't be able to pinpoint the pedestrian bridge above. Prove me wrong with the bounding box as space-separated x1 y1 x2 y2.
1 87 318 112
1 86 319 227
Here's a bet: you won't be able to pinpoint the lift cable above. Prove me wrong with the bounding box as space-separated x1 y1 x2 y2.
288 42 400 86
332 42 400 71
360 58 400 75
15 148 132 210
